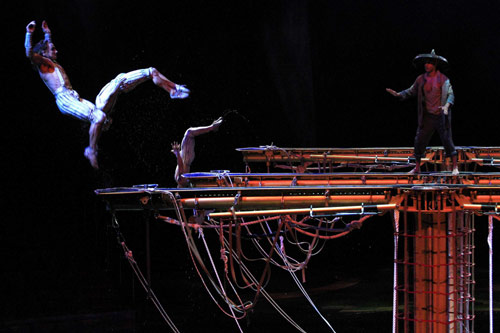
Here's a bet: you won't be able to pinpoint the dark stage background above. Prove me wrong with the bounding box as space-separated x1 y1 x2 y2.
2 0 500 332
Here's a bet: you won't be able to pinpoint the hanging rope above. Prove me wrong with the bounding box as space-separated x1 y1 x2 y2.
269 222 336 332
111 214 180 333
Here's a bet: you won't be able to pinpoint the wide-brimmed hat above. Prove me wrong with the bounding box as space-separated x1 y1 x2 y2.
413 49 449 69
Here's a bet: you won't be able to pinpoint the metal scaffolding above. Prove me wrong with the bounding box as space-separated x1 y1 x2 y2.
96 146 499 332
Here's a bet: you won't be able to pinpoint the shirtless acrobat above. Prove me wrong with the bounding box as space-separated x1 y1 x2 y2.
171 117 223 187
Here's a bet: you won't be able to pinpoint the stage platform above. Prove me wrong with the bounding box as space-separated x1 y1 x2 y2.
95 146 500 333
96 146 500 215
237 146 500 172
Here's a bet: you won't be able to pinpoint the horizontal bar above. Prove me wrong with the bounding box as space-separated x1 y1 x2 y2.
244 179 420 186
473 196 500 203
209 203 397 218
463 204 500 211
309 154 427 162
180 195 389 209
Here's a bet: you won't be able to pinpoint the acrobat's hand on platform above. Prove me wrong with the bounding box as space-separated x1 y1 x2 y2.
170 84 190 99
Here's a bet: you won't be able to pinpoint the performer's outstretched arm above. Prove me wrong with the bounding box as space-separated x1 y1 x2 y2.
185 117 223 138
385 88 400 97
386 80 418 100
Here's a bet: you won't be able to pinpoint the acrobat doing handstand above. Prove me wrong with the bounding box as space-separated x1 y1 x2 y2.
25 20 190 169
171 117 223 187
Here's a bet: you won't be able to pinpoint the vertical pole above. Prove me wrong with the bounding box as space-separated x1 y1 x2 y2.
458 212 464 332
146 211 151 299
393 210 400 333
414 194 426 332
487 215 493 333
447 209 458 333
471 214 476 332
404 197 410 333
432 211 447 332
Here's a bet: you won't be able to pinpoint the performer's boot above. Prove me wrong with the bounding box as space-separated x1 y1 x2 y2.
409 158 421 174
451 155 459 176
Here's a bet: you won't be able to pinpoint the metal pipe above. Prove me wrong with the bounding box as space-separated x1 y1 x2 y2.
209 203 397 218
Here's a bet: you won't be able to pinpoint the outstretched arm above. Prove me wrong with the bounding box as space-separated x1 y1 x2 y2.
385 88 401 97
186 117 223 138
25 21 36 58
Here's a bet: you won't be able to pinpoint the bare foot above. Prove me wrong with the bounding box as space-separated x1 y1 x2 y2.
408 167 419 174
170 84 190 99
84 147 99 169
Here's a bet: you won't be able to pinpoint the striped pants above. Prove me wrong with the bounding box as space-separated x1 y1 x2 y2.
54 68 153 124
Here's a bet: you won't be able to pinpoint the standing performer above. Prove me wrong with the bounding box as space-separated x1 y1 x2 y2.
25 20 190 169
386 49 458 175
171 117 223 187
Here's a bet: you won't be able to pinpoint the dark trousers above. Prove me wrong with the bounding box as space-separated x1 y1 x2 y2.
414 113 456 159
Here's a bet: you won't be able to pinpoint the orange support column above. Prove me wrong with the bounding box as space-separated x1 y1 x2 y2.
396 193 475 332
414 213 448 332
